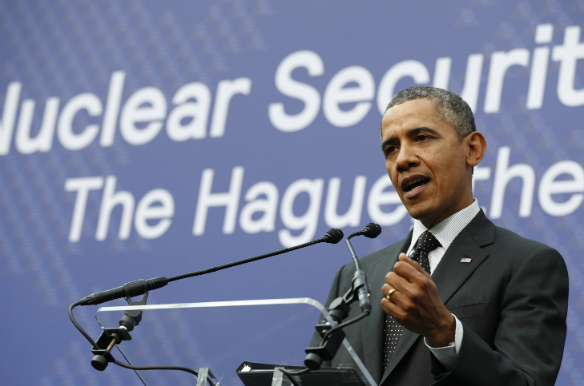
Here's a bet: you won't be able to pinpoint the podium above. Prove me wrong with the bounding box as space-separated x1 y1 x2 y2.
94 297 378 386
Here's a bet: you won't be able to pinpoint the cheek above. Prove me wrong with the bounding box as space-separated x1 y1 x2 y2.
389 169 400 185
385 160 395 176
426 156 451 185
433 155 466 187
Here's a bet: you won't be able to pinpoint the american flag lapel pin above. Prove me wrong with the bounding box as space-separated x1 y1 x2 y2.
460 257 472 263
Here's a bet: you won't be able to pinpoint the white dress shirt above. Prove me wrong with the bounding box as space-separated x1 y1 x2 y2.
405 199 481 370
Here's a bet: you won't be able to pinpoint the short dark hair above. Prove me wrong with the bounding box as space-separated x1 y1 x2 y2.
384 86 476 141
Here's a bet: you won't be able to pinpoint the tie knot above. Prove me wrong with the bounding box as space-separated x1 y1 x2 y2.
414 230 441 253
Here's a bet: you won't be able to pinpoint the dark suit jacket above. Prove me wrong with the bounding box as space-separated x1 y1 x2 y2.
314 211 569 386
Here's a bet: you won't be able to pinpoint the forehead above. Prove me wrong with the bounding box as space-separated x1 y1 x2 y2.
381 98 453 139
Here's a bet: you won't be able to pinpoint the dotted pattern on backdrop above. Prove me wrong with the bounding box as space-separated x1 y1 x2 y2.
0 1 583 385
0 1 271 385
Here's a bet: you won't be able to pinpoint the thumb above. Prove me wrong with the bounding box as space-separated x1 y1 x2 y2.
401 253 429 275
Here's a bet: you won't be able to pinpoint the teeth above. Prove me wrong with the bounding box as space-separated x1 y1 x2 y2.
404 177 426 191
409 177 423 185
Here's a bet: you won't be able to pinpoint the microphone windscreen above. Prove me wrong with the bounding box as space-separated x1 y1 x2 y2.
323 228 344 244
361 223 382 238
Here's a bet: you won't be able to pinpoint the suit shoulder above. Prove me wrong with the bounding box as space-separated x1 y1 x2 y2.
494 226 558 253
493 226 564 266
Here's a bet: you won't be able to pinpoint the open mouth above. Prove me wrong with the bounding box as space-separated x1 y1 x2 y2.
403 177 430 192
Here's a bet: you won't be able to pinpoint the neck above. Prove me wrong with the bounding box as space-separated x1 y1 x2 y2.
421 196 474 230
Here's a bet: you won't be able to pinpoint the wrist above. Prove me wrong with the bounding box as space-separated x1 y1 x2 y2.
426 313 456 348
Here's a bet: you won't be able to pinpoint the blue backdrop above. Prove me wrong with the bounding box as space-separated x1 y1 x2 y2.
1 0 583 385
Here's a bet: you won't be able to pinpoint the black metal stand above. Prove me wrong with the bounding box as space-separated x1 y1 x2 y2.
304 269 369 370
91 291 148 371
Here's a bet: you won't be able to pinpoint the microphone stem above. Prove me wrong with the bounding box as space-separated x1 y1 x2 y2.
345 237 363 270
167 238 323 283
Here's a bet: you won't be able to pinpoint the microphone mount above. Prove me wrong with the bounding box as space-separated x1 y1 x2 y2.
91 291 148 371
304 223 382 371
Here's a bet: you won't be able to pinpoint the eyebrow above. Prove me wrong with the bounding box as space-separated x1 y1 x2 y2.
380 127 439 151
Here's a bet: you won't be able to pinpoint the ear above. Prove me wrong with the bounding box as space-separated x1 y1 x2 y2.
464 132 487 167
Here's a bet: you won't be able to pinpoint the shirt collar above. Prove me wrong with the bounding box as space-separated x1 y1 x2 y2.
410 199 480 252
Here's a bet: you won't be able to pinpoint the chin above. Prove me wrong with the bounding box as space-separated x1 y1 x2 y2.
405 202 437 224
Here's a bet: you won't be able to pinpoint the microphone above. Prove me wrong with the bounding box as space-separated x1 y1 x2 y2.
78 277 169 306
76 228 344 306
349 222 381 239
345 223 382 313
322 228 344 244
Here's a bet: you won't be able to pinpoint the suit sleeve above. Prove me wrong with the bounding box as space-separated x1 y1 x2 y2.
432 247 569 386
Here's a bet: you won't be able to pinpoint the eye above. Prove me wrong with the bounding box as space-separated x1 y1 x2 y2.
414 134 436 144
384 145 398 157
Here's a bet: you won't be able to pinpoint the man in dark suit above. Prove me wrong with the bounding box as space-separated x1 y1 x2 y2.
317 86 569 386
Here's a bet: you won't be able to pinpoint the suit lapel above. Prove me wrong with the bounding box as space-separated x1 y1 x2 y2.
431 210 495 305
361 232 412 382
380 211 495 385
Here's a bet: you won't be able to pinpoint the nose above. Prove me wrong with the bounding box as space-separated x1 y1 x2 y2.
395 143 419 172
